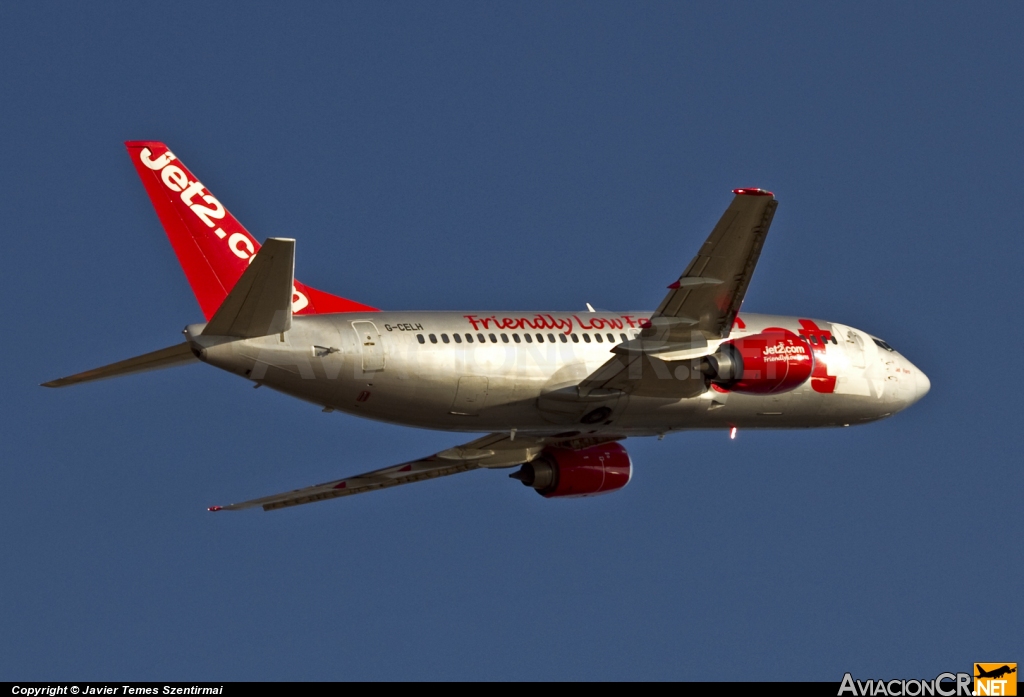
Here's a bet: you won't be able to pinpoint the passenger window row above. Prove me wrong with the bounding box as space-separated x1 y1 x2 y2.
416 332 631 345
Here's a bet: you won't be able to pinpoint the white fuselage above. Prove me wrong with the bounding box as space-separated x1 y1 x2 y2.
186 310 930 439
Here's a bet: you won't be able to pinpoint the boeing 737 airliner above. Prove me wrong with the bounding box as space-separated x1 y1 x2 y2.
44 142 930 510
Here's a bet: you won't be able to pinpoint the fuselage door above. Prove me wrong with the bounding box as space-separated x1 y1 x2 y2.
352 321 385 372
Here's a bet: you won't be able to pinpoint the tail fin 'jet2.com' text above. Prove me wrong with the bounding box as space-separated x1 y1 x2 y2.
44 143 930 511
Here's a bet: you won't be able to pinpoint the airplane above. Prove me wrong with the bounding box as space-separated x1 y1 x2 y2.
975 665 1017 680
43 141 931 511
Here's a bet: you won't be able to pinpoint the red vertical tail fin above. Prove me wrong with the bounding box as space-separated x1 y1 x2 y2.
125 141 377 320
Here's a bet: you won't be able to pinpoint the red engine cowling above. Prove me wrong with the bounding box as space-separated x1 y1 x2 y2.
707 328 813 394
510 442 632 498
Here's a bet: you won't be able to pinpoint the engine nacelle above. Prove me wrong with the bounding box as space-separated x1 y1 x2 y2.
703 328 812 394
510 442 632 498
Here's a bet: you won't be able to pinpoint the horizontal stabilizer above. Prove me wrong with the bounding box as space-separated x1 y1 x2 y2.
203 238 295 338
42 342 196 388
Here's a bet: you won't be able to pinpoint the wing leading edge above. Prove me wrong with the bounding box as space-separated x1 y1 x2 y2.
211 458 480 511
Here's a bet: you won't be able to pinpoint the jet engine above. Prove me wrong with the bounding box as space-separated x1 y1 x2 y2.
510 442 632 498
701 328 813 394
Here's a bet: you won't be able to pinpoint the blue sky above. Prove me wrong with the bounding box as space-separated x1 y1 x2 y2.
1 2 1020 680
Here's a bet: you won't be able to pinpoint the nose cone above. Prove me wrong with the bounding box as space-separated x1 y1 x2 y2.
906 363 931 406
915 368 931 401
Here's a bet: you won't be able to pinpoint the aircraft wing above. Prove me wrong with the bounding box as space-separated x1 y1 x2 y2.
210 433 560 511
577 189 777 397
654 188 777 340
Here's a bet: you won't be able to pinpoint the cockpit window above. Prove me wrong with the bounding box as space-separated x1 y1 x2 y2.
873 338 895 352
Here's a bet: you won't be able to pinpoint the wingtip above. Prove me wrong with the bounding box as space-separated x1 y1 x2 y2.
208 505 223 512
732 188 774 197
